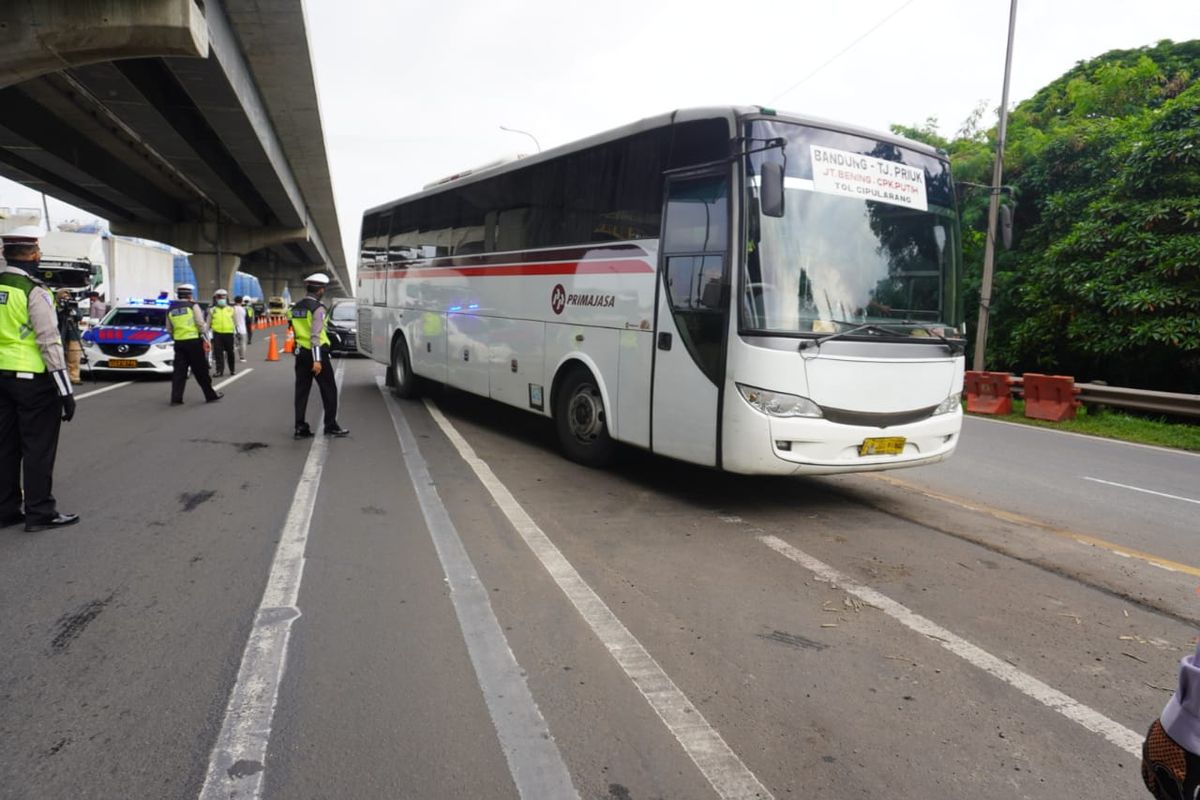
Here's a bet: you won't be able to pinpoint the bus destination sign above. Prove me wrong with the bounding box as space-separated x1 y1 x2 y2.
810 145 928 211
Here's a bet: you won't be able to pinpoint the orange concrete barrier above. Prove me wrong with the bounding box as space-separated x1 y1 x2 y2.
1023 373 1081 421
964 370 1013 415
266 333 280 362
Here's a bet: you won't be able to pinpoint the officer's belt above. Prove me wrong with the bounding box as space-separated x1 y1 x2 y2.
0 370 38 380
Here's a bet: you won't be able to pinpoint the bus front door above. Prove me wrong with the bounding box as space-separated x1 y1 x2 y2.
651 173 730 467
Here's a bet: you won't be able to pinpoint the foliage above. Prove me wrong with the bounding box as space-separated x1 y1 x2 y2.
893 39 1200 392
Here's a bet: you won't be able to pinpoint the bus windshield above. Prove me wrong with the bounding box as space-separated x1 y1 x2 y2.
743 120 962 338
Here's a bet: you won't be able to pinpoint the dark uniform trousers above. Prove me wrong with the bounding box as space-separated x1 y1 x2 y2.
294 347 337 429
172 339 219 402
212 332 236 376
0 373 63 523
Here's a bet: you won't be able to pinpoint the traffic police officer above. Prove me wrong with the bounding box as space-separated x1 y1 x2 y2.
292 273 349 439
0 226 79 531
207 288 237 377
168 283 222 404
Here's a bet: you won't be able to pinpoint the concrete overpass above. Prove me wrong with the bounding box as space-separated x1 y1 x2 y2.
0 0 349 299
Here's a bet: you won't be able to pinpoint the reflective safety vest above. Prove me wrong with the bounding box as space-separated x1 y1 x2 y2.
290 297 329 349
210 305 235 334
0 272 49 373
168 301 200 341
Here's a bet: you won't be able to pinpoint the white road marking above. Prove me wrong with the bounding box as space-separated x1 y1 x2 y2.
423 397 775 800
213 368 254 391
75 381 132 400
757 534 1143 757
379 381 578 799
969 415 1200 459
1082 476 1200 507
198 364 342 800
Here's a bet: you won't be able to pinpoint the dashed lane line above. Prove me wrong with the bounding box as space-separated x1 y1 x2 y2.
757 533 1143 757
213 368 254 392
422 397 775 800
1082 476 1200 507
197 364 342 800
75 381 132 400
379 380 579 800
868 472 1200 579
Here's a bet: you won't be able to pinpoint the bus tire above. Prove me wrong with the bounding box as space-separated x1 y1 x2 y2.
390 335 418 399
554 367 616 467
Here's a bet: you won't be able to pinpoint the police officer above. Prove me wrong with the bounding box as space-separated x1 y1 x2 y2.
207 288 236 377
292 273 349 439
0 226 79 531
167 283 222 404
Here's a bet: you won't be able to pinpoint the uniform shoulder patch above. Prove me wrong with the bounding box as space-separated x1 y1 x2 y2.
0 291 8 304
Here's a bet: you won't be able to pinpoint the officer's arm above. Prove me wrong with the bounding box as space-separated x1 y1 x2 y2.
311 304 325 361
195 305 211 339
29 287 72 396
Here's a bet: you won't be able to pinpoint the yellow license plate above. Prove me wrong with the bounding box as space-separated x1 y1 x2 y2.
859 436 906 456
108 359 138 368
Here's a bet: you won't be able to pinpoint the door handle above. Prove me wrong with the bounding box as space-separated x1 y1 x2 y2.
657 332 672 351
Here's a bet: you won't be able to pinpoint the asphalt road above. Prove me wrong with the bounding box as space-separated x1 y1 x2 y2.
2 335 1198 800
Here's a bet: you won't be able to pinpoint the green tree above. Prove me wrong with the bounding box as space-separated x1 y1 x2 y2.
894 39 1200 391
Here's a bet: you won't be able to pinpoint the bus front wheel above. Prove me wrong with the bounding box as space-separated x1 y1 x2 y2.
390 336 418 398
555 368 616 467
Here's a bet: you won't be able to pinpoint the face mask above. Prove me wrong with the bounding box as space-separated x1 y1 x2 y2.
216 299 227 307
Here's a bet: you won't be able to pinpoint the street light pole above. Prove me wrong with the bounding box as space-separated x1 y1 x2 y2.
973 0 1018 372
499 125 541 153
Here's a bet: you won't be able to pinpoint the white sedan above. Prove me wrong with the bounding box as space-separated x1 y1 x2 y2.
80 300 177 376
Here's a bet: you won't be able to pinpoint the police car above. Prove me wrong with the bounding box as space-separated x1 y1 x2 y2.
81 298 176 376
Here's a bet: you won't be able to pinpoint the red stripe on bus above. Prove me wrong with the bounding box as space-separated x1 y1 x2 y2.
367 259 654 280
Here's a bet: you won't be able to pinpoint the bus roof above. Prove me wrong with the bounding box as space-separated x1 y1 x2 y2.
365 106 943 217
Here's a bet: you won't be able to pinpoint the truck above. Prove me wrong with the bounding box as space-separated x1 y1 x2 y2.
37 228 174 317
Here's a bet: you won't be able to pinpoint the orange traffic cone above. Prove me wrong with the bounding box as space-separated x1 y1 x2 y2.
266 333 280 361
283 327 295 354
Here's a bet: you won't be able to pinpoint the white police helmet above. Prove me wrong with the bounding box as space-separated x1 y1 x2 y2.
213 288 228 297
176 283 196 296
304 272 330 286
0 225 43 245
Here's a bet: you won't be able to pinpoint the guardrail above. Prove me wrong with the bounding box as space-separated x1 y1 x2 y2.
1005 375 1200 418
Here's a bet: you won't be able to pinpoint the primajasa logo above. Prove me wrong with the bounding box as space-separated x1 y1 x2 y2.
550 283 615 315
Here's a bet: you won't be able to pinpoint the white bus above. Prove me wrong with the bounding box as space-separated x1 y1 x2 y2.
357 107 965 474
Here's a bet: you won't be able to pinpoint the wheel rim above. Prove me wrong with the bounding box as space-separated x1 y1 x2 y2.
567 383 604 443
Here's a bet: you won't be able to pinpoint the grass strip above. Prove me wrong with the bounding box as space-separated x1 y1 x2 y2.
968 400 1200 452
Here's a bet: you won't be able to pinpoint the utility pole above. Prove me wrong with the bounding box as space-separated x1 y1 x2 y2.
973 0 1018 372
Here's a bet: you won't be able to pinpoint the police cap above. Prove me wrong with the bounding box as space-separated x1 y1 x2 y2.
1 225 43 245
304 272 331 287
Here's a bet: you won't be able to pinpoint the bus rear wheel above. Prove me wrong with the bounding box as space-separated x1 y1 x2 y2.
390 336 418 398
555 368 616 467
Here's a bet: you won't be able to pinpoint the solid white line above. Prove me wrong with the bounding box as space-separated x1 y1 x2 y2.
379 381 578 799
757 534 1143 757
422 398 775 800
1082 476 1200 506
968 415 1200 459
213 368 254 392
75 381 133 400
198 364 342 800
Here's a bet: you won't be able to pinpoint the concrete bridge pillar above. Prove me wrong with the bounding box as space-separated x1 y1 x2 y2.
188 252 241 301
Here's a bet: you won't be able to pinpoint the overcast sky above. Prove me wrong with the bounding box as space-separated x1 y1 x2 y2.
3 0 1198 280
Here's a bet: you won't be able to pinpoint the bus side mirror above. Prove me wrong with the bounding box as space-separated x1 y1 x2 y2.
760 162 785 218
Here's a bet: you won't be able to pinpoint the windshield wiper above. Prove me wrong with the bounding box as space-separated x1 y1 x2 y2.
799 321 965 355
881 321 966 356
798 323 893 351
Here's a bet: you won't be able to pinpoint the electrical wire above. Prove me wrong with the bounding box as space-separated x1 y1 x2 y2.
770 0 921 103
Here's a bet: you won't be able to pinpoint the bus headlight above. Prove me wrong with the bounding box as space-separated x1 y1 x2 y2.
736 384 823 418
933 392 962 415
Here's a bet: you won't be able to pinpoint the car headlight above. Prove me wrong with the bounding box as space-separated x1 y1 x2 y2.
933 392 962 415
154 342 173 350
736 383 823 418
82 340 98 350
